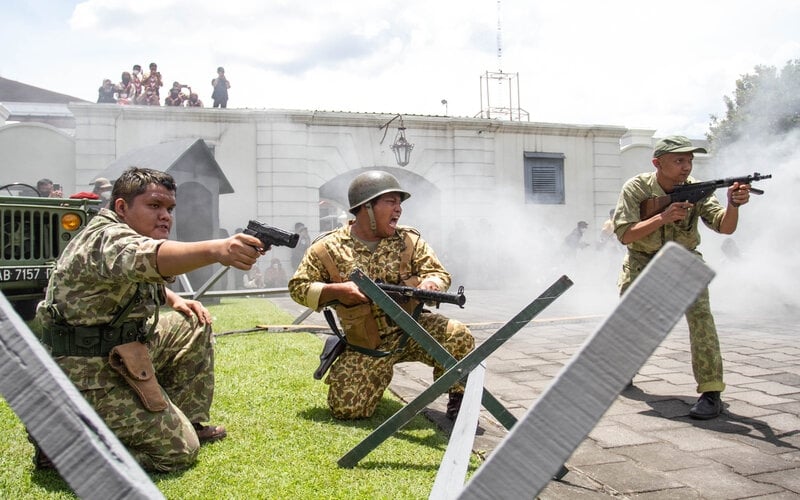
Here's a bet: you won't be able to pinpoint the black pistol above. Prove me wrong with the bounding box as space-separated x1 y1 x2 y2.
243 220 300 249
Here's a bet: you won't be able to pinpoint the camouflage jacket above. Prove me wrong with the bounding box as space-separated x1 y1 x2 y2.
288 224 450 312
613 172 726 256
36 209 172 328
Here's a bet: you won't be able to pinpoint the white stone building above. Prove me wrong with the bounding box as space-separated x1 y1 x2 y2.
3 83 700 288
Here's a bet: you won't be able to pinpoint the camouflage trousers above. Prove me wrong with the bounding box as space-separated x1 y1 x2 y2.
619 250 725 394
326 312 474 419
54 311 215 472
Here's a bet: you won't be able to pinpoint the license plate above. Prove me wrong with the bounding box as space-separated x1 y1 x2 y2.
0 266 52 282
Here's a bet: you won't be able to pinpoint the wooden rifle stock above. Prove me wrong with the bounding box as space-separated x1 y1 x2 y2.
640 197 673 219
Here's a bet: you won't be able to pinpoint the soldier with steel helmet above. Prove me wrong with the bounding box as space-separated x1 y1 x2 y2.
289 170 474 420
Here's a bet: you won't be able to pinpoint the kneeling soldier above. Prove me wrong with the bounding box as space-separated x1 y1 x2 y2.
289 170 474 420
34 167 266 471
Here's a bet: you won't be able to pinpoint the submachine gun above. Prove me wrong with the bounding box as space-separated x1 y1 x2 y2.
313 281 467 380
376 282 466 309
639 172 772 219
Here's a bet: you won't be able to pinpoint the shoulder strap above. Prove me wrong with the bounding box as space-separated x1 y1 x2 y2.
310 240 344 283
108 285 141 328
398 228 420 283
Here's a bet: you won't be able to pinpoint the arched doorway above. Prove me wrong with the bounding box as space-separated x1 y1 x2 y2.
318 168 443 249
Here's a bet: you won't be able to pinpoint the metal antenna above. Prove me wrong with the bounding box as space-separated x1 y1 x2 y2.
496 0 503 72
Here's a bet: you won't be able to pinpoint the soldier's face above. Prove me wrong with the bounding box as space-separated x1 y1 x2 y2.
653 152 694 187
370 192 403 237
115 184 175 239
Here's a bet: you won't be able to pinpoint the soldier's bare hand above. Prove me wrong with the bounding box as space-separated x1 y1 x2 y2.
728 182 750 208
661 201 693 223
223 233 263 270
418 280 440 292
172 297 213 325
331 281 369 306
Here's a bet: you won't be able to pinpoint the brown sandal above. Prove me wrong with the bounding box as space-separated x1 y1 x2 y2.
193 423 227 443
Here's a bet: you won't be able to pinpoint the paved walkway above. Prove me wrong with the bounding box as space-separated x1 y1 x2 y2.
272 285 800 498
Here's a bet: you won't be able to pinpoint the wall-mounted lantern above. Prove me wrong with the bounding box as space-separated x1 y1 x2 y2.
379 114 414 167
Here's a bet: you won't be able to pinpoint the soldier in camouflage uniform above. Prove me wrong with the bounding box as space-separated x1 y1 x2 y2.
289 171 474 420
613 136 752 420
34 167 266 472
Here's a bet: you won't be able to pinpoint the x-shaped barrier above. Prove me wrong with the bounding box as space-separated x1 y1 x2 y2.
338 270 573 469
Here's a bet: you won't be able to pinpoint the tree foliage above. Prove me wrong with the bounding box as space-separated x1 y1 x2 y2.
707 59 800 151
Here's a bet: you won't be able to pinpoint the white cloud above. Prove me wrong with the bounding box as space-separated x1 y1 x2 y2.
1 0 796 136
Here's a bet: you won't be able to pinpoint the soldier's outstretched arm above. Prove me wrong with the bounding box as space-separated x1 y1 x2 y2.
156 233 264 276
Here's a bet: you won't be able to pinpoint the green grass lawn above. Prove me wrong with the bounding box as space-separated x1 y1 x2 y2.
0 298 479 499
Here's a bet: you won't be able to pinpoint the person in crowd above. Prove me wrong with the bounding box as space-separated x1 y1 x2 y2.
131 64 143 103
186 93 203 107
563 221 589 251
211 66 230 108
291 222 310 270
613 135 753 420
263 258 288 287
97 79 117 104
243 265 265 289
142 62 163 105
599 209 615 247
165 87 186 107
117 72 135 105
91 177 113 209
33 167 268 471
36 178 62 198
289 170 474 420
141 88 160 106
171 81 191 98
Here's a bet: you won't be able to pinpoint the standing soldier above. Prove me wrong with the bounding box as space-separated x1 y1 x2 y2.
613 135 753 420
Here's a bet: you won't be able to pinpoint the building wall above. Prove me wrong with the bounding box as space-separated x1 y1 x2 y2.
65 104 632 263
0 122 76 194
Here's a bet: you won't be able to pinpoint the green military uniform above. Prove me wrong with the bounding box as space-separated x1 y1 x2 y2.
289 224 474 419
35 209 215 472
614 172 726 394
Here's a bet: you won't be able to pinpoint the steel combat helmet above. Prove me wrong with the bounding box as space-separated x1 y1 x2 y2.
347 170 410 215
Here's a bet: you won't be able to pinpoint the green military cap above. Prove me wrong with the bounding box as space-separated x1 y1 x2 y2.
653 135 707 158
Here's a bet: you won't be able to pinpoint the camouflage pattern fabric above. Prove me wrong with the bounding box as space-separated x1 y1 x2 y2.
35 209 215 472
289 224 475 419
614 173 725 394
36 209 173 328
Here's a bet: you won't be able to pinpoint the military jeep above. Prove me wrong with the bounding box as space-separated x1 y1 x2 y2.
0 183 99 319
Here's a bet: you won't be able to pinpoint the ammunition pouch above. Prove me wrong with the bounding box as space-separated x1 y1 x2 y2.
42 321 146 357
334 303 381 350
108 341 168 412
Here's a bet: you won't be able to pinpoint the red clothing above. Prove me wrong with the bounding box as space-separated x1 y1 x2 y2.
143 71 163 98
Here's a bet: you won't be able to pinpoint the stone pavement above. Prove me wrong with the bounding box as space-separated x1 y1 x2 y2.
271 285 800 498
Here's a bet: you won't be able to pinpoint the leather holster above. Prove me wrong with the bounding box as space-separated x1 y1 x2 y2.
108 341 168 412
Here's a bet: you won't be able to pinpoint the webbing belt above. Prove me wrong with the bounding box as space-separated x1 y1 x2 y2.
43 321 147 357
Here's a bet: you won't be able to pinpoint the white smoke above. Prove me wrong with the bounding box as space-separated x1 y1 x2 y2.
399 130 800 321
701 129 800 318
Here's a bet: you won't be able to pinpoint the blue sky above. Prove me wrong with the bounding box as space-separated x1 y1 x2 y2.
1 0 799 137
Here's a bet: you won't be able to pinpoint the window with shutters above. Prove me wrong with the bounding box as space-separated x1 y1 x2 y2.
523 152 565 204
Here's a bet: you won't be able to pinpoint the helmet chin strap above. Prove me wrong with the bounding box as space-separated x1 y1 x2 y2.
365 202 378 234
